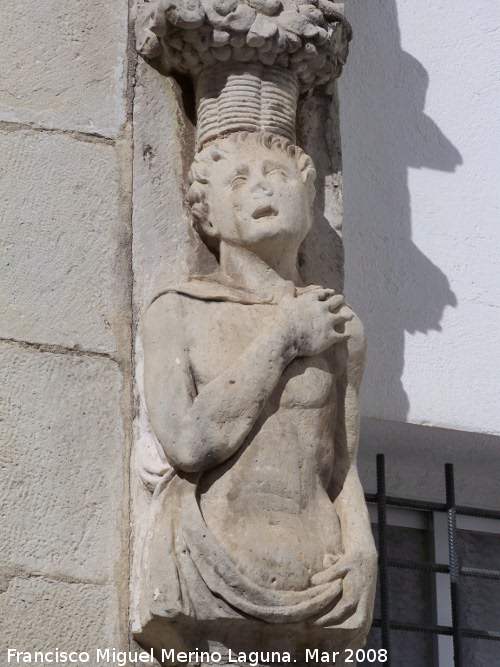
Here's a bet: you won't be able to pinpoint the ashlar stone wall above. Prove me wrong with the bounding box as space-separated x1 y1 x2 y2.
0 0 133 657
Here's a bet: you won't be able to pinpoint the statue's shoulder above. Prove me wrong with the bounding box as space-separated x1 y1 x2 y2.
145 277 234 335
149 275 274 309
346 310 366 352
147 289 185 318
143 290 191 347
147 279 214 311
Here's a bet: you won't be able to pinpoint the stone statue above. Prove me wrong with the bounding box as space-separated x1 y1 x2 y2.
133 1 376 663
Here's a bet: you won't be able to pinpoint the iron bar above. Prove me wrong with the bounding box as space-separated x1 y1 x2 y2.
366 460 500 664
365 494 500 521
386 559 500 581
371 619 500 641
387 558 449 574
455 505 500 521
460 566 500 580
446 463 463 667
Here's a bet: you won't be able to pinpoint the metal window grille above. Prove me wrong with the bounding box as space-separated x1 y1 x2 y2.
365 453 500 666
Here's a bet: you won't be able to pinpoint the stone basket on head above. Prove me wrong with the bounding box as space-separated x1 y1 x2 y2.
136 0 352 146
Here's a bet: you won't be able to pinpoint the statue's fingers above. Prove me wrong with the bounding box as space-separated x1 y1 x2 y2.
317 595 358 626
310 561 350 586
317 288 336 301
326 294 344 310
342 600 371 631
331 332 350 344
332 306 354 322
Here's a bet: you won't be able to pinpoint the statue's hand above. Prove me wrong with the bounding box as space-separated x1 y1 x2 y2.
314 548 378 635
278 282 353 357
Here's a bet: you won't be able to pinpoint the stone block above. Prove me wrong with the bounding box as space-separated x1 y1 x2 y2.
0 130 130 354
0 343 126 583
0 0 127 137
0 577 123 656
132 62 208 321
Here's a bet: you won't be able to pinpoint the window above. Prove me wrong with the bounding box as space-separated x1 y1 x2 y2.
365 455 500 667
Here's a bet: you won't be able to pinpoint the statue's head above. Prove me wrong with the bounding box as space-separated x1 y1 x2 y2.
187 132 316 254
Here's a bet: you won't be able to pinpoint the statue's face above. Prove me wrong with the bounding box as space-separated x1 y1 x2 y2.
205 145 313 250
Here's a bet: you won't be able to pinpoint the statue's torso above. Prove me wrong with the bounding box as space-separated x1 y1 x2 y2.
183 298 343 590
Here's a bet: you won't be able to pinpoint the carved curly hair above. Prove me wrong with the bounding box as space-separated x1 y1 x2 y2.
187 131 316 247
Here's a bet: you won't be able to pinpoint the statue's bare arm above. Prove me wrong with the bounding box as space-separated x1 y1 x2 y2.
144 292 298 472
333 313 372 544
143 286 351 473
319 312 377 632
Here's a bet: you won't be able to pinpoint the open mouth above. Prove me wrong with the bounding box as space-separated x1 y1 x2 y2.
252 204 278 220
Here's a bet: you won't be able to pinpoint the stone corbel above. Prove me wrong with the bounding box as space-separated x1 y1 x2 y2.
132 2 377 665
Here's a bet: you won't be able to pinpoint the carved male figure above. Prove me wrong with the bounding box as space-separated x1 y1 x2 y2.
140 131 376 649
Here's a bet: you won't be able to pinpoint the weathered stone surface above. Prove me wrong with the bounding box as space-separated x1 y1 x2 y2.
0 0 128 137
132 62 198 320
132 3 376 660
134 132 376 658
0 342 126 582
0 130 130 354
0 577 122 655
137 0 351 94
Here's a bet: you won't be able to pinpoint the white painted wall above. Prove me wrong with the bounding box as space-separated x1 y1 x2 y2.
339 0 499 435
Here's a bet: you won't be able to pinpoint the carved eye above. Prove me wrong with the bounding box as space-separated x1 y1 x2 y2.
230 175 247 189
268 169 288 180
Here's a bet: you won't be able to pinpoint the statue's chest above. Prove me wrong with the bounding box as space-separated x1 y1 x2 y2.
274 355 333 408
186 301 335 408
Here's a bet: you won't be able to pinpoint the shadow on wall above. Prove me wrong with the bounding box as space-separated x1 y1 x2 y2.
339 0 462 421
